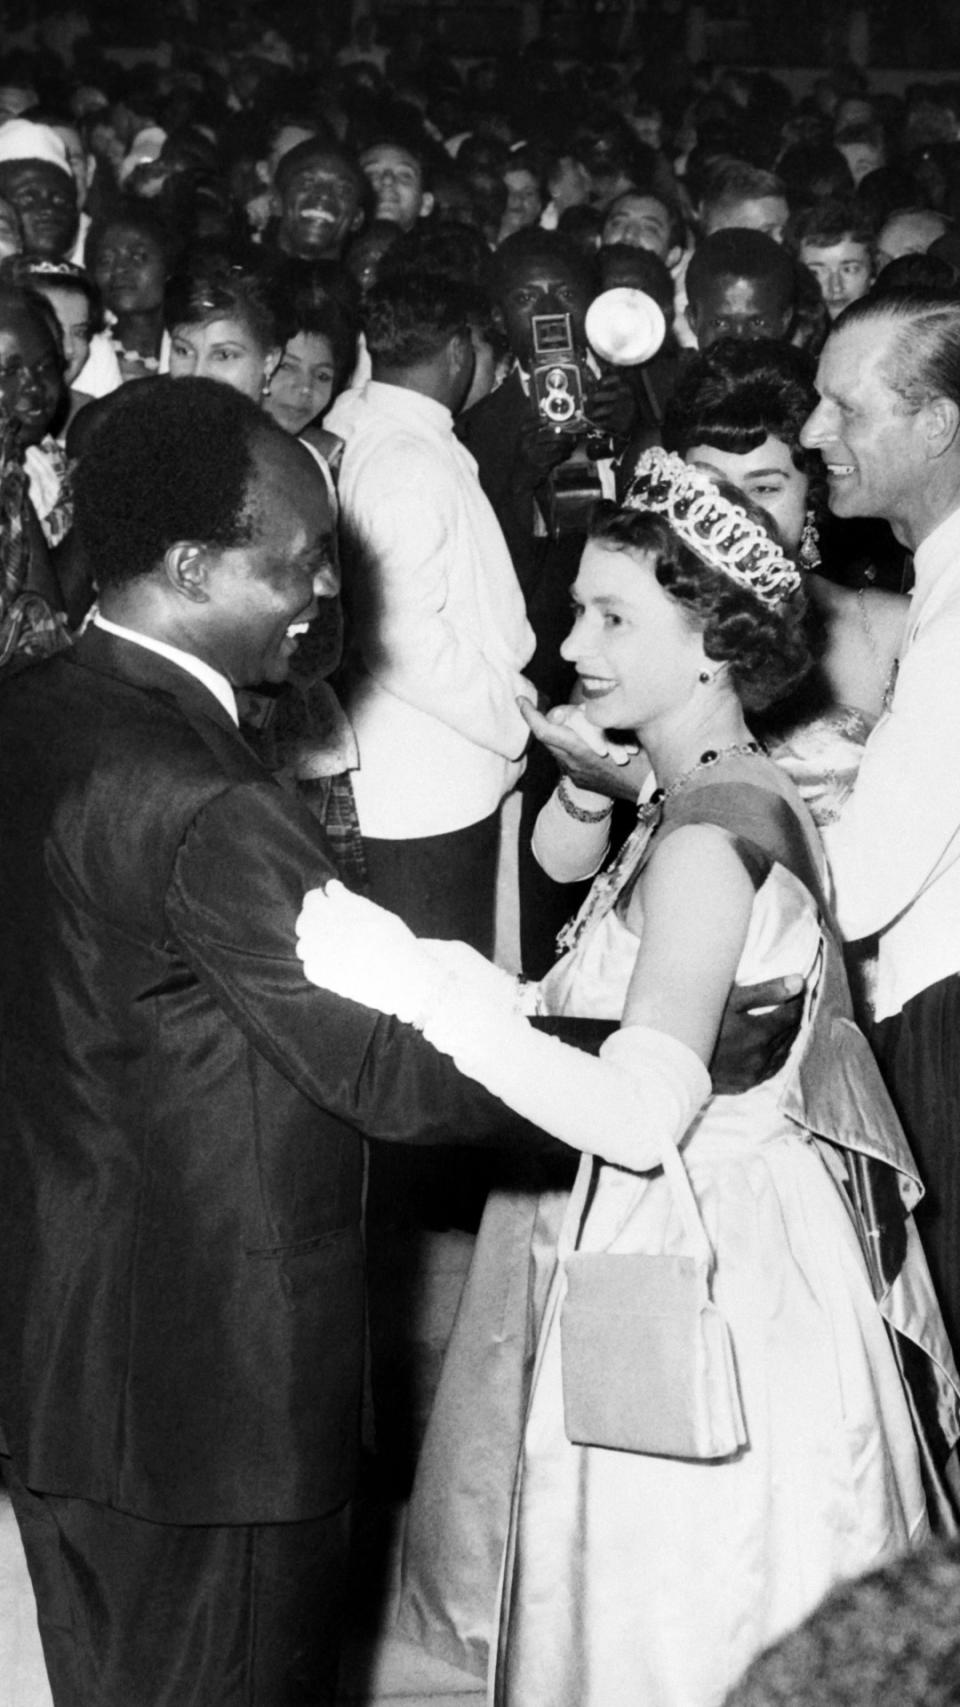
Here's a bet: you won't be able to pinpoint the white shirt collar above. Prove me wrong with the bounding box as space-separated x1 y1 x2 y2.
93 613 239 725
910 504 960 615
364 380 453 432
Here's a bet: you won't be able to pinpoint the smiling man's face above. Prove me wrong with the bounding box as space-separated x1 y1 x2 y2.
276 150 364 259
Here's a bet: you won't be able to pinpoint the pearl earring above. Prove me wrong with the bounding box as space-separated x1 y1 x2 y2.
698 669 712 684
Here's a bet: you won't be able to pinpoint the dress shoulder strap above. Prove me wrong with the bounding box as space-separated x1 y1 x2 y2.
659 777 832 925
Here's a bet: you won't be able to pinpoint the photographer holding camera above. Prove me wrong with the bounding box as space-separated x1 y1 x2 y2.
458 228 639 972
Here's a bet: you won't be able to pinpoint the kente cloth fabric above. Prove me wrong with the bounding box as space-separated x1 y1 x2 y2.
398 757 954 1707
24 435 73 547
0 416 70 673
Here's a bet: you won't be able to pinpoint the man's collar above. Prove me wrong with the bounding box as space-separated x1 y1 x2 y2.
83 617 239 729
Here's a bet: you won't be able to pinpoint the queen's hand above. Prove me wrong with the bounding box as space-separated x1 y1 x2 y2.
296 881 445 1024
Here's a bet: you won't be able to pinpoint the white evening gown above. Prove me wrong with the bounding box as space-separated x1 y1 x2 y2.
491 851 928 1707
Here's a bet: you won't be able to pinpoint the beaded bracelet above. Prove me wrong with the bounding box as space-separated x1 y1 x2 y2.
557 776 614 823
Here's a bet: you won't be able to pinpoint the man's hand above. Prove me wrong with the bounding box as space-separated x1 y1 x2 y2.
514 411 576 486
711 975 806 1094
583 371 636 443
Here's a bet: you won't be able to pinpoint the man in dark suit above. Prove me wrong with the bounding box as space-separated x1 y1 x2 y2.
0 377 556 1707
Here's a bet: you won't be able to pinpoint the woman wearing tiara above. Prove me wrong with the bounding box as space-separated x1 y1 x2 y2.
296 450 959 1707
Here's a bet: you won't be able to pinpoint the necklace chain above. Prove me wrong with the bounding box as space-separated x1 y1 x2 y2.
640 740 764 822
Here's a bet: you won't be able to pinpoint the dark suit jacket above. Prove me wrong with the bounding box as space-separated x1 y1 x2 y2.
0 629 557 1527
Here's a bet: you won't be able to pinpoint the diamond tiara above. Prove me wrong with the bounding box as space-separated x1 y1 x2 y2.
621 447 802 608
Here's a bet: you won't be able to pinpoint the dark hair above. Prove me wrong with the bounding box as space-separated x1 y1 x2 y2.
73 376 281 589
490 226 598 304
597 244 674 315
588 497 811 713
872 253 959 296
274 139 364 200
789 196 875 253
662 337 826 519
777 144 855 210
363 265 475 368
163 251 281 353
835 287 960 410
723 1540 960 1707
85 201 181 275
280 295 356 398
0 279 63 349
664 335 815 455
686 229 796 310
0 255 104 334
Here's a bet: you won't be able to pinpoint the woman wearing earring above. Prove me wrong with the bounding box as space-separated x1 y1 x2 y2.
295 450 957 1707
165 253 283 404
535 339 908 832
662 337 907 745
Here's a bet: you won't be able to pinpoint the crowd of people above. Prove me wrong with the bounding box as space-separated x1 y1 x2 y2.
4 8 960 1707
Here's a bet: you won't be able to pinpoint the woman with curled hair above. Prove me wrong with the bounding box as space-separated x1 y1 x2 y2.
294 450 956 1707
661 337 907 829
165 250 283 402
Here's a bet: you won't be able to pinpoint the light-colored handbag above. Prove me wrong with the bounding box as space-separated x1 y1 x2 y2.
560 1137 748 1460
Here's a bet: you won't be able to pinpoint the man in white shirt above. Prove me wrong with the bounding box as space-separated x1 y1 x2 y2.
801 289 960 1346
326 264 536 1485
327 263 535 953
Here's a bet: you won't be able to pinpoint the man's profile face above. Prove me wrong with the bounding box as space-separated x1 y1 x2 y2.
601 193 676 263
0 160 78 259
203 433 340 686
688 273 791 348
277 151 364 259
801 317 931 539
360 143 431 231
499 256 592 365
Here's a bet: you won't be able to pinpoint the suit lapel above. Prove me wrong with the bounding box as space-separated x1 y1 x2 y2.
70 627 259 772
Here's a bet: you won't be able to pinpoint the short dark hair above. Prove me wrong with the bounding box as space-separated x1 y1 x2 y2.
777 143 855 210
490 227 598 305
789 196 875 253
872 253 959 296
598 244 674 315
0 255 104 334
0 281 63 354
281 294 357 396
85 201 181 276
662 337 826 516
274 139 363 200
834 288 960 411
363 264 475 368
164 251 281 353
686 229 796 310
588 497 811 713
73 377 282 589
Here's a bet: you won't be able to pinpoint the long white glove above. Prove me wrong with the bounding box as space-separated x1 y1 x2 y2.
296 883 711 1171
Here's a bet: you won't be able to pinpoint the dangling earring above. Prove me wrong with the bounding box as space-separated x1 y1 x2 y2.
261 378 272 399
799 510 821 572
